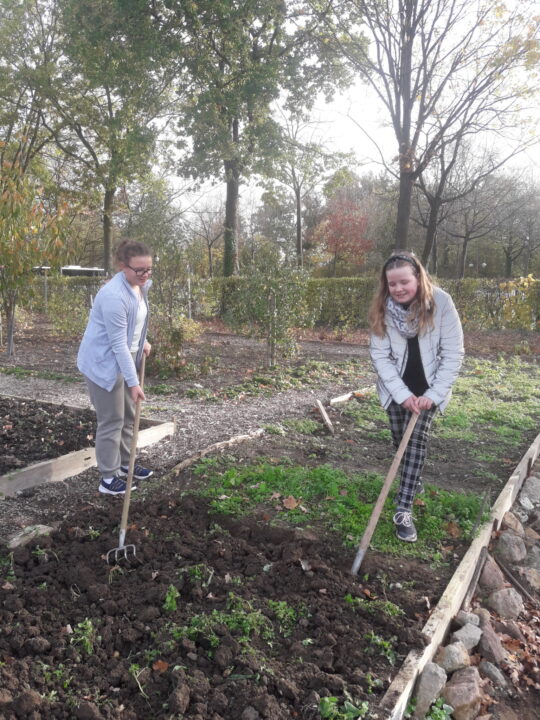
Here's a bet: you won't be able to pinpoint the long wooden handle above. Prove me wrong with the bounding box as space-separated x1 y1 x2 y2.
118 354 146 547
351 412 419 575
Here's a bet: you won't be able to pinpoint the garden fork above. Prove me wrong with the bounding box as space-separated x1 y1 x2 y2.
107 355 146 564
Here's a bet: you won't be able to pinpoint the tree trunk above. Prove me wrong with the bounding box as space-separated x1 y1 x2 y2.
295 186 303 268
223 158 240 277
421 196 442 269
207 244 214 278
431 235 438 275
504 252 512 278
394 170 414 249
458 234 471 279
5 293 17 358
103 187 116 274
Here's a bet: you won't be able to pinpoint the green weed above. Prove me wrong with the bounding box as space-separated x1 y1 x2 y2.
344 593 405 618
71 618 99 655
319 694 369 719
363 630 397 664
168 592 273 649
281 418 321 434
163 585 180 612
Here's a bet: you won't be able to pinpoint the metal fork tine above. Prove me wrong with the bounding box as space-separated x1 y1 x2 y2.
106 544 137 564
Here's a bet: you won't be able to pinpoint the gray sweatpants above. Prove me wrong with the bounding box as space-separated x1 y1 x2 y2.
86 373 136 478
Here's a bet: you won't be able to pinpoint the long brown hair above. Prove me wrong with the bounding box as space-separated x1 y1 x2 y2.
368 252 435 337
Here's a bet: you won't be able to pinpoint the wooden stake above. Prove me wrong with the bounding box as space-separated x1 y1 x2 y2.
316 400 334 435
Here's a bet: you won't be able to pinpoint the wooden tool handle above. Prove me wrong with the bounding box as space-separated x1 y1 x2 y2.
351 412 419 575
118 354 146 546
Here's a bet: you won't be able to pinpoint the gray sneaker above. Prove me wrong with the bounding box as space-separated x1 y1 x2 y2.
393 510 417 542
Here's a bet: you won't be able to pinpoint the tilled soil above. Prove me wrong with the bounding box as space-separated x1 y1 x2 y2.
0 398 96 475
0 320 539 719
0 493 448 720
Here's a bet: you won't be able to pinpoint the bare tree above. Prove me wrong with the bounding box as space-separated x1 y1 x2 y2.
322 0 538 249
443 173 530 278
187 203 225 279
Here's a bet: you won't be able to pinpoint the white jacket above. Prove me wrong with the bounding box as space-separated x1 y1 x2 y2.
370 287 464 411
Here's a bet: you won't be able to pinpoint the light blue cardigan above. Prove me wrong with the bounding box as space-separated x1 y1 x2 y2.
370 287 464 412
77 271 150 391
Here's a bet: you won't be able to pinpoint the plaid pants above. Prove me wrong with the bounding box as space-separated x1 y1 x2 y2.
387 402 438 512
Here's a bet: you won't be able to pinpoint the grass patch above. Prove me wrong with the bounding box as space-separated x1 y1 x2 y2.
192 458 485 561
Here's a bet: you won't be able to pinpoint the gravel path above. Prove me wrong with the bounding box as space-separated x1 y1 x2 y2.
0 358 375 543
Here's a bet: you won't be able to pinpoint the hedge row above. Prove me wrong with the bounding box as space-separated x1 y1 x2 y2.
31 274 539 332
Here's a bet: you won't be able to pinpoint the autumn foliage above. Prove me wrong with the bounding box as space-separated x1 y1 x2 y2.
309 196 371 274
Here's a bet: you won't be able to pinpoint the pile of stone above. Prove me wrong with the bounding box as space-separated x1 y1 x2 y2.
412 471 540 720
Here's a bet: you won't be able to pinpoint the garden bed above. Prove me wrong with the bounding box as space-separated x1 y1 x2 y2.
0 321 539 719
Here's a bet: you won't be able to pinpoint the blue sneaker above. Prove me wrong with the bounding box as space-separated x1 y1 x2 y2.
119 464 153 480
99 476 137 496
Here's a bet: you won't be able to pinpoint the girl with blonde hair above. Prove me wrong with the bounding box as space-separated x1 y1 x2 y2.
369 251 464 542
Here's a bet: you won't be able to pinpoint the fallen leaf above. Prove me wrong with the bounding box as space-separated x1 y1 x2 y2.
445 521 461 538
283 495 299 510
269 492 281 500
153 659 169 673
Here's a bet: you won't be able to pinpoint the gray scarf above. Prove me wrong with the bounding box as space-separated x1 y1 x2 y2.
386 297 419 338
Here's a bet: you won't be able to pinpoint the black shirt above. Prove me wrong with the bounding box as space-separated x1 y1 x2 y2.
403 335 429 396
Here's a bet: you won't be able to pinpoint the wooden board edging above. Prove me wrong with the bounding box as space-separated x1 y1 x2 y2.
379 430 540 720
172 428 265 475
0 421 175 498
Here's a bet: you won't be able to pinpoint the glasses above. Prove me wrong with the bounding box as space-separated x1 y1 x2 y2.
126 264 153 276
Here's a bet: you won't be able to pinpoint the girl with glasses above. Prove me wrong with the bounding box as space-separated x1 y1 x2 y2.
77 240 154 495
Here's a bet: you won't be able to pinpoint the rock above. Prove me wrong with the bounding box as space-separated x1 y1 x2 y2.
524 526 540 547
7 525 54 550
479 555 506 593
501 511 525 537
473 607 492 629
454 610 480 628
494 531 527 563
518 494 534 512
492 618 525 641
413 662 447 719
478 623 507 664
520 476 540 505
525 545 540 572
442 666 482 720
451 623 483 651
516 565 540 592
487 587 524 619
479 659 510 691
434 641 471 673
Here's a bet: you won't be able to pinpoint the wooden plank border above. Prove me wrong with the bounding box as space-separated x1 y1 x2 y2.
0 420 175 498
379 430 540 720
